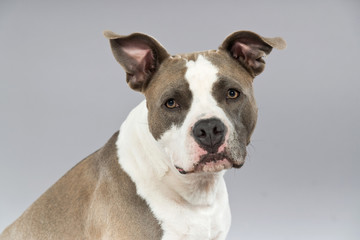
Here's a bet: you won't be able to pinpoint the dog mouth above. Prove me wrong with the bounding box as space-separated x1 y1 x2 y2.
175 151 244 175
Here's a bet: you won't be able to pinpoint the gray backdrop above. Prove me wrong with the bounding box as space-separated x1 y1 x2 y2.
1 0 359 239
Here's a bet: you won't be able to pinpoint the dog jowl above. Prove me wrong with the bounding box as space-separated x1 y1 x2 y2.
0 31 285 240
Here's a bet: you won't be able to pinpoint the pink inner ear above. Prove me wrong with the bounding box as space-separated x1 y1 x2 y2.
122 45 152 65
231 41 265 69
231 42 249 59
232 42 261 61
121 41 155 73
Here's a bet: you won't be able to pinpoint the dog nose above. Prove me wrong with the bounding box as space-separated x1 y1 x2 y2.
192 118 227 153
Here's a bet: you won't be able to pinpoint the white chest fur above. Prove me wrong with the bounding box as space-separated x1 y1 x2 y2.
156 181 231 240
116 101 231 240
158 178 231 240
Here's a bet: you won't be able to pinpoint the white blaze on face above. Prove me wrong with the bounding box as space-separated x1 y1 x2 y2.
158 54 235 172
185 55 218 103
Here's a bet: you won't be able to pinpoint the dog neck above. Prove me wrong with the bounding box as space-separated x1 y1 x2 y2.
116 100 226 206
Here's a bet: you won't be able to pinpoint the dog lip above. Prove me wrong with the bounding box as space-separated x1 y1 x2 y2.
192 151 235 172
175 165 187 174
198 152 229 164
175 151 243 174
232 162 244 168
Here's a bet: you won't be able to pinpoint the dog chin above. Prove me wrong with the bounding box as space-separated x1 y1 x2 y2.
175 152 244 175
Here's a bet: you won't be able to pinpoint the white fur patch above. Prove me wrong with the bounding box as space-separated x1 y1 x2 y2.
117 99 231 240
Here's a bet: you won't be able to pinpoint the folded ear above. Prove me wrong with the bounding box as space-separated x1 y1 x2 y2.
104 31 169 92
220 31 286 76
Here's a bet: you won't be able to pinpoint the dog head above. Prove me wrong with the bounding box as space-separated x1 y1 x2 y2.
105 30 285 175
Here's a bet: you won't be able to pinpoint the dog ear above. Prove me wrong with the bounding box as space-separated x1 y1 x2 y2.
104 31 169 92
220 31 286 76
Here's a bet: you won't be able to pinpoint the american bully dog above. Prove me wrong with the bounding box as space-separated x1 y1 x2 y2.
0 30 285 240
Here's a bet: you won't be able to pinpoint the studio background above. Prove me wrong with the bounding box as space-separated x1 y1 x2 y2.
0 0 359 239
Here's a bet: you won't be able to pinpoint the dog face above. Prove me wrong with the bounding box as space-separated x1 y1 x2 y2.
145 52 257 174
105 31 286 175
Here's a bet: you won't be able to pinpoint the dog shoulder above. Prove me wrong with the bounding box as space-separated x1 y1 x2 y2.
0 132 162 240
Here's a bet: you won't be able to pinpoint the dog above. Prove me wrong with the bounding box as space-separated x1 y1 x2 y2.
0 30 285 240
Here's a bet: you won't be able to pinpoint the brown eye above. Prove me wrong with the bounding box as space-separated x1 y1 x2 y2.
227 89 240 99
165 98 179 109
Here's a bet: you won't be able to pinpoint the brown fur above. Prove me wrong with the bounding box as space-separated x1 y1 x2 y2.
207 50 258 146
145 55 192 140
0 132 162 240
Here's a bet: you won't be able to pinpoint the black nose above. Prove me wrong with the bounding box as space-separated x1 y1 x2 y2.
192 118 227 153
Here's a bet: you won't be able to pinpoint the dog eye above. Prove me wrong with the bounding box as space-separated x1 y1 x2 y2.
227 89 240 99
165 98 179 109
